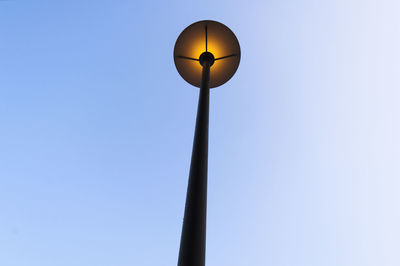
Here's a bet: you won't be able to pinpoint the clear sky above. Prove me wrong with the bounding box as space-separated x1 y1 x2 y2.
1 0 399 265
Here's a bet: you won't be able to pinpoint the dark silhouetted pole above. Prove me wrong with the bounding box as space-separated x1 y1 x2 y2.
177 58 211 266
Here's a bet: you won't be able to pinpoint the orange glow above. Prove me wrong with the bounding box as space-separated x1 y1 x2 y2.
188 37 206 60
207 39 225 59
187 40 226 62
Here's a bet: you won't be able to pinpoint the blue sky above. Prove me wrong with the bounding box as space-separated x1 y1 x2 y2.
1 1 399 265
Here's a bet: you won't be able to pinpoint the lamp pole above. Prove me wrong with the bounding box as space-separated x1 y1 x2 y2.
177 54 213 266
174 20 240 266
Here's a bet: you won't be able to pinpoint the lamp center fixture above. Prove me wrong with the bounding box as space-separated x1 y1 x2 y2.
199 51 215 67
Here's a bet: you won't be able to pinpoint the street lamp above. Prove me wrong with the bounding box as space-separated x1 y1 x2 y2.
174 20 240 266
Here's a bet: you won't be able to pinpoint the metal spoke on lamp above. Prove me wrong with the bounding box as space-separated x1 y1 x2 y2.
176 55 200 61
215 53 238 60
173 20 241 266
205 24 208 52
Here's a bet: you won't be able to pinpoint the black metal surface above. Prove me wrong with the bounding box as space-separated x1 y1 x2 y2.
177 60 211 266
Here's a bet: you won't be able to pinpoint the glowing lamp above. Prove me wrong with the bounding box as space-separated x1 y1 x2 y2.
174 20 241 88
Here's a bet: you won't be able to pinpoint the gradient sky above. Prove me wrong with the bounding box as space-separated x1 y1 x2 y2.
1 1 399 266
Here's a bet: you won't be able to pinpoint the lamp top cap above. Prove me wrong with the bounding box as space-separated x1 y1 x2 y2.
174 20 241 88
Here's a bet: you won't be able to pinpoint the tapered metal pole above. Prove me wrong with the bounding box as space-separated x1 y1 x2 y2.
178 61 211 266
